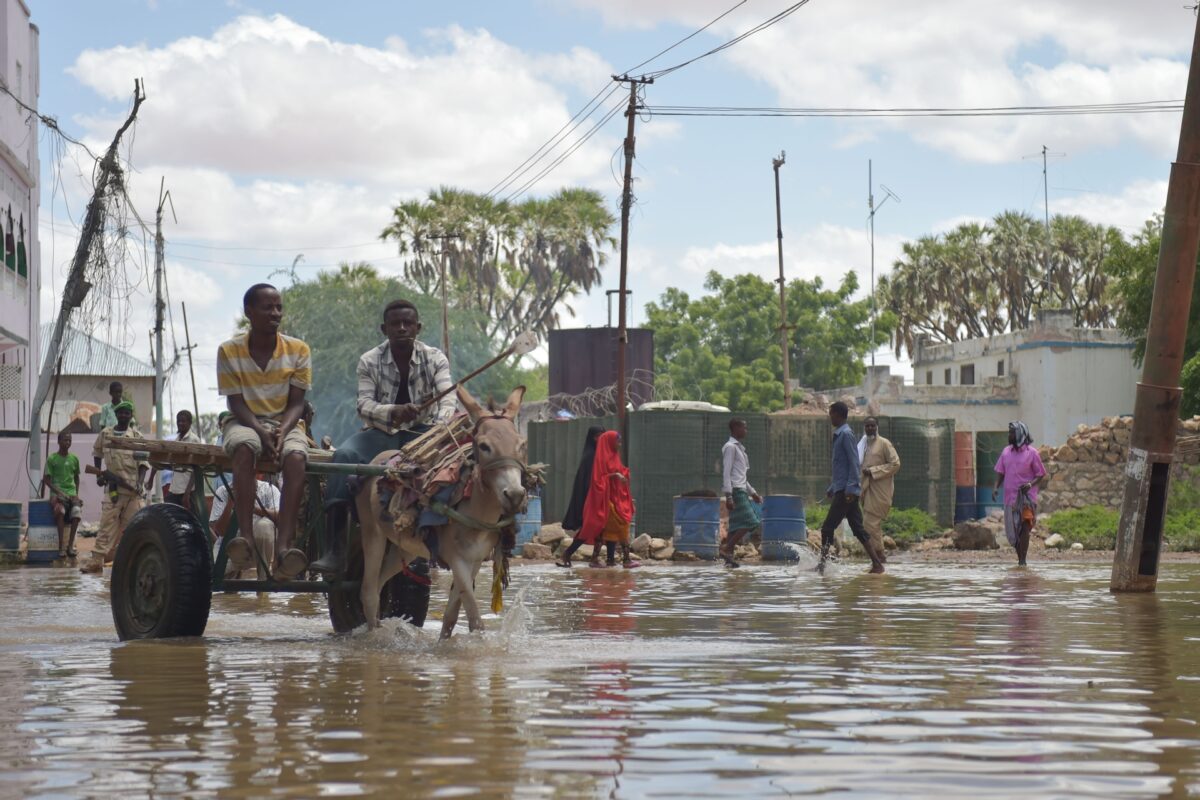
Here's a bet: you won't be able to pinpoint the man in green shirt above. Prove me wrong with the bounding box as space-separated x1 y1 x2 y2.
41 430 82 558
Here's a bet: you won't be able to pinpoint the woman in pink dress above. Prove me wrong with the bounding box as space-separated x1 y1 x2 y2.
992 421 1047 566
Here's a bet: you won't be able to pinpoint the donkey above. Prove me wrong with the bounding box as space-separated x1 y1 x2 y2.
355 385 528 638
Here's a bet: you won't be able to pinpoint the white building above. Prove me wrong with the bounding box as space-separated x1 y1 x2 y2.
0 0 39 503
847 310 1138 446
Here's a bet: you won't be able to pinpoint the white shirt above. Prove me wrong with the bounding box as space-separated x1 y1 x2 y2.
209 481 281 523
166 429 203 495
721 437 757 496
858 435 868 466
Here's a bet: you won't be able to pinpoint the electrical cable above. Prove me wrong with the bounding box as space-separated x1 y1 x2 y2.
644 100 1185 118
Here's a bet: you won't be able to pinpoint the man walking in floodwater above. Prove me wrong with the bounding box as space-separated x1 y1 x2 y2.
859 417 901 563
720 418 762 568
992 420 1047 567
818 401 885 574
82 401 148 574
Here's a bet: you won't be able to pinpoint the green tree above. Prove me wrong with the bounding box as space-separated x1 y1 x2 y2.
879 211 1122 358
644 271 891 412
380 186 616 344
275 263 539 444
1106 214 1200 416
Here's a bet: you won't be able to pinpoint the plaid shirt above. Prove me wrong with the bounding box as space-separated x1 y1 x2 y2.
356 339 456 434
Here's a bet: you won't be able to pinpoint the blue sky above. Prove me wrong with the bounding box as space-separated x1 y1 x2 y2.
30 0 1193 413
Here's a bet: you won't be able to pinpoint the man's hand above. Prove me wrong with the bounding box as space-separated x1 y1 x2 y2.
751 492 762 504
389 404 420 428
144 476 155 492
256 425 279 462
725 495 734 511
826 490 833 499
845 493 859 503
1020 482 1032 492
992 488 999 501
96 474 106 487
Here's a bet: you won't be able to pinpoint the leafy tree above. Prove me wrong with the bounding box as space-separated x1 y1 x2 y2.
274 263 540 444
644 271 892 412
879 211 1122 358
381 186 616 344
1107 214 1200 416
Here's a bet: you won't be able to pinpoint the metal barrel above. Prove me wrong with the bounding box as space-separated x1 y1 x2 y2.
26 500 58 564
673 496 721 561
515 495 542 548
760 494 805 561
0 500 20 553
954 486 977 523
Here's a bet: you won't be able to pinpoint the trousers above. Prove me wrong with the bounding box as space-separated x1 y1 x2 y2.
94 494 144 563
325 425 430 507
819 490 870 552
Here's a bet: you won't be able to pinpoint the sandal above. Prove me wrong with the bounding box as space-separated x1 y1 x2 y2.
555 559 573 568
622 559 641 569
274 548 308 580
226 537 255 571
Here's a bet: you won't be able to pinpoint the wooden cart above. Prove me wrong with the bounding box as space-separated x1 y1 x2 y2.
101 425 471 640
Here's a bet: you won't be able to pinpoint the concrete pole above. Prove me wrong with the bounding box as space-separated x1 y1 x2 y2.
773 152 791 409
1111 12 1200 592
614 75 650 449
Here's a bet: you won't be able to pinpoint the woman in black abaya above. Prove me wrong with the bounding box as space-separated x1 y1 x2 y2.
556 426 605 568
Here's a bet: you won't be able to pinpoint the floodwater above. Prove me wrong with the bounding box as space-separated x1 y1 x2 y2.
2 560 1200 799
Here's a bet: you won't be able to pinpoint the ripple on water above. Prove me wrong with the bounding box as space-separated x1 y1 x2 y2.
0 561 1199 797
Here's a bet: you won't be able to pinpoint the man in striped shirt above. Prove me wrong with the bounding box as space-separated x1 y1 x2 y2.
311 298 456 574
216 283 312 579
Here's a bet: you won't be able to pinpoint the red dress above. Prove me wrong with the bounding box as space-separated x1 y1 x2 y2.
575 431 634 545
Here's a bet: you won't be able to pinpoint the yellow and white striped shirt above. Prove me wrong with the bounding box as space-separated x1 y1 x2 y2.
216 332 312 419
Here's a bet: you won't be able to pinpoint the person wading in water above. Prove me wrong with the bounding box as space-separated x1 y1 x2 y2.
557 426 605 568
992 421 1047 567
720 418 762 568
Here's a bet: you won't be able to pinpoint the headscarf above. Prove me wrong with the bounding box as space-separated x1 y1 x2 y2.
1009 421 1033 449
562 426 605 531
576 431 634 544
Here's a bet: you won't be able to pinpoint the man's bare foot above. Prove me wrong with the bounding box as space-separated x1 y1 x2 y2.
868 564 885 574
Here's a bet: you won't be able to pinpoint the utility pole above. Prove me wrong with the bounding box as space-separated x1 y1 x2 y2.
151 178 175 502
1111 11 1200 593
428 232 460 368
866 160 899 399
181 302 200 432
1024 145 1064 280
772 152 791 408
613 73 652 449
28 81 145 481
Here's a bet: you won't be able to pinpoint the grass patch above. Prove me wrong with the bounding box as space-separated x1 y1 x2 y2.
1043 506 1119 550
882 507 942 548
1165 509 1200 552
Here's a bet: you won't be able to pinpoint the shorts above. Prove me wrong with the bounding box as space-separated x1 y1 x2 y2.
222 417 309 461
51 496 83 521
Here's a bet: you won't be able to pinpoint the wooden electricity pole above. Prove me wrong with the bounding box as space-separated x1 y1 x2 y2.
28 81 145 480
613 74 652 448
1111 11 1200 592
772 152 791 409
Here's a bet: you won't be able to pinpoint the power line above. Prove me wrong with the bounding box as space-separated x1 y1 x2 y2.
643 0 815 80
644 100 1185 118
483 0 754 200
501 98 627 202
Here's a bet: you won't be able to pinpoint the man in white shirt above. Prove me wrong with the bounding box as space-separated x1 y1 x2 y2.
145 410 203 506
720 418 762 568
210 476 281 580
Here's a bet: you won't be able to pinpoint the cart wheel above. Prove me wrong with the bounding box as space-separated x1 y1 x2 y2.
111 503 212 641
328 546 431 632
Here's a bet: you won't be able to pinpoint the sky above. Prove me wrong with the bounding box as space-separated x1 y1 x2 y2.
29 0 1194 416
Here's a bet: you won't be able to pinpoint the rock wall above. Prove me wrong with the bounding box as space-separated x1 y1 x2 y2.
1037 416 1200 514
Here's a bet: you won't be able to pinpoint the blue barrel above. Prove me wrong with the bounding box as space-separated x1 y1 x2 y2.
976 486 1004 518
0 500 19 552
673 496 721 560
760 494 805 561
26 500 58 563
515 495 542 548
954 486 977 522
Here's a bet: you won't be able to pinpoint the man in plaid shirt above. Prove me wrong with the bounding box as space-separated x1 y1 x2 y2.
311 299 457 574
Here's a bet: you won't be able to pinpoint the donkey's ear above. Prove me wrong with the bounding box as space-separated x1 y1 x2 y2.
502 385 526 419
458 384 483 422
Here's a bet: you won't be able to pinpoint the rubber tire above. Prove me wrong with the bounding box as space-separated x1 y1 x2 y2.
328 545 430 633
111 503 212 641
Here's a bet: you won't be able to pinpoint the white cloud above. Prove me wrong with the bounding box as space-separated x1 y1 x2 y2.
570 0 1192 162
1051 178 1167 232
70 15 617 192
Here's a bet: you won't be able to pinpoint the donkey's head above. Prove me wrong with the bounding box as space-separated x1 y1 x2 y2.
459 385 528 516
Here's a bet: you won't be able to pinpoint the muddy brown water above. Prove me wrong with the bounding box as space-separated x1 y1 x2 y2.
1 559 1199 798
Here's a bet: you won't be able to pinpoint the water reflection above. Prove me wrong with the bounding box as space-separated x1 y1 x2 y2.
1 562 1199 797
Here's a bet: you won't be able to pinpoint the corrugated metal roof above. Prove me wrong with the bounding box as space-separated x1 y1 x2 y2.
38 323 155 378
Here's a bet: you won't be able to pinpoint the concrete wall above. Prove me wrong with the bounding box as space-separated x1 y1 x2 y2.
0 432 105 525
0 1 40 511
